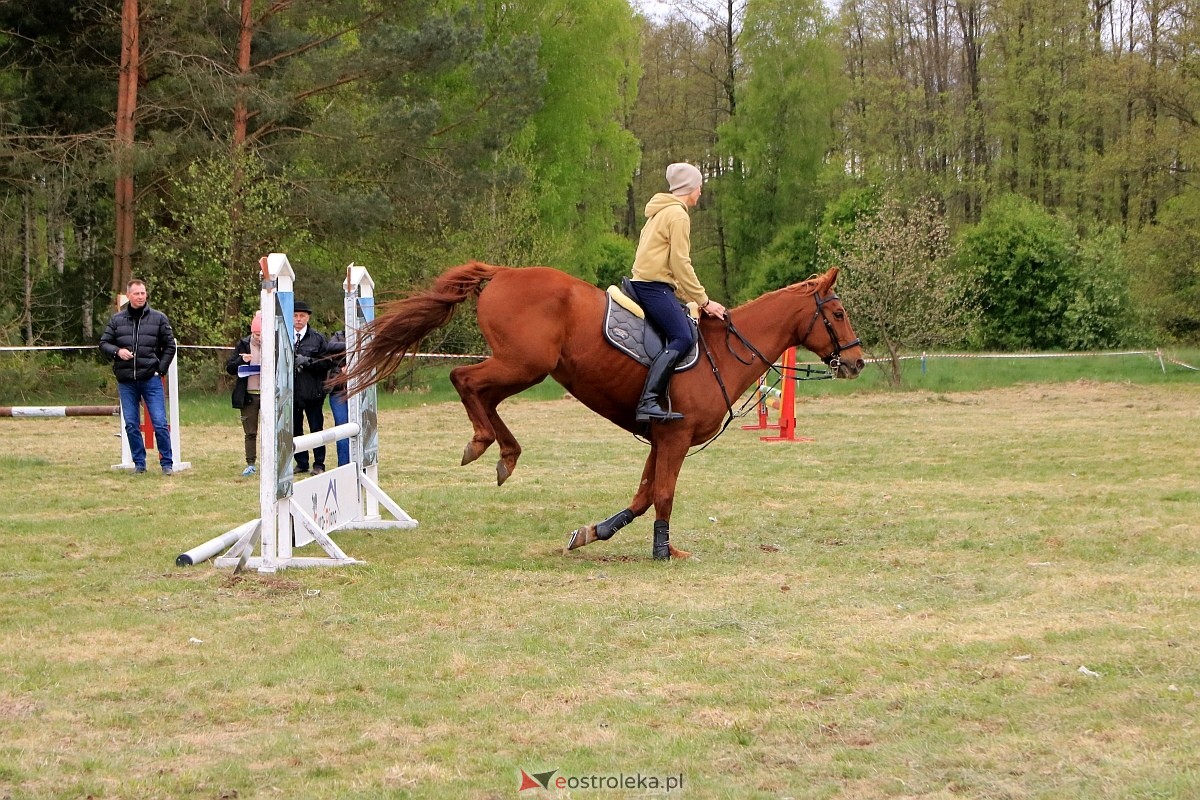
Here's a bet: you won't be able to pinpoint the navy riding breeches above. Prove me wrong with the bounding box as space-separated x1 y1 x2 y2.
629 280 696 353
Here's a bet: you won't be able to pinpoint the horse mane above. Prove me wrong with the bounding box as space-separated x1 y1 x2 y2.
732 271 829 316
341 261 503 392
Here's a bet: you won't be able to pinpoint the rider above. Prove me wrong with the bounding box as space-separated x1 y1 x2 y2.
629 162 727 422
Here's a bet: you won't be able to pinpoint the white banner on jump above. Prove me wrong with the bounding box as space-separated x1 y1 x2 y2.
292 464 360 546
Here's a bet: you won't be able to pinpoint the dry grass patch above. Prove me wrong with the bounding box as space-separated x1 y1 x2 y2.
0 382 1198 798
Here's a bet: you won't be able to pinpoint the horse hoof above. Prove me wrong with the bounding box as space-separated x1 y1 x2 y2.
461 441 485 466
496 461 511 486
565 525 599 553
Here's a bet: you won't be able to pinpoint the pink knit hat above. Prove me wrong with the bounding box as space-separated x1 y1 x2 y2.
250 310 262 333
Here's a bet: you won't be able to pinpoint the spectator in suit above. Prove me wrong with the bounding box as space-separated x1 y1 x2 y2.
291 300 329 474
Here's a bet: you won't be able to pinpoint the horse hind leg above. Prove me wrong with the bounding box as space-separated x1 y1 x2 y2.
486 410 522 486
449 360 544 485
451 364 497 467
451 364 504 470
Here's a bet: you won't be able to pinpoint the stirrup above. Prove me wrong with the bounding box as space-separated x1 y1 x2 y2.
635 401 684 423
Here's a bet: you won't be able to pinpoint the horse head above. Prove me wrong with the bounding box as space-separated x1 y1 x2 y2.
800 268 865 379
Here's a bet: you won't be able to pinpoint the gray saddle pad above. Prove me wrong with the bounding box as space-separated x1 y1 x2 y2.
602 294 699 371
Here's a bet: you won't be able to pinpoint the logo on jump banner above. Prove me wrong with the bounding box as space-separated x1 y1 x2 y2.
309 480 342 529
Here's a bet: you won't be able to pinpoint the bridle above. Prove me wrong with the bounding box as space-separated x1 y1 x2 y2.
687 287 860 453
799 288 861 374
723 287 859 376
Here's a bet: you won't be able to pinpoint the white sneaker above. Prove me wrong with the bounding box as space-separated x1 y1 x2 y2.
241 465 257 477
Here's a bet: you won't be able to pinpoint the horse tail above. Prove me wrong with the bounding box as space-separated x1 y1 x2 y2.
341 261 504 392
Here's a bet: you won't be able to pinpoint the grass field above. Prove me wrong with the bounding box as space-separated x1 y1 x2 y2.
1 354 1198 799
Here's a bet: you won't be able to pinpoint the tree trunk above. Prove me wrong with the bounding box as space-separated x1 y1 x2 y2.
226 0 256 331
233 0 253 152
887 342 902 388
50 212 67 343
112 0 140 299
80 219 95 341
22 190 33 346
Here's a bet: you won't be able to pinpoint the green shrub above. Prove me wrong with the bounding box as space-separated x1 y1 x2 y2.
1122 191 1200 343
957 195 1134 350
738 223 820 301
1065 227 1139 349
0 351 114 404
579 232 636 288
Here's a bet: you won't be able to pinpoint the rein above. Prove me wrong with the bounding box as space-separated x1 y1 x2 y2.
687 287 859 455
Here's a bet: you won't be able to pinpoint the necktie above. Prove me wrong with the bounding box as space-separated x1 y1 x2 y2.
295 332 302 346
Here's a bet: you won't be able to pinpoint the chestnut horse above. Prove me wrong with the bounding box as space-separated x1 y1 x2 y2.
340 262 865 559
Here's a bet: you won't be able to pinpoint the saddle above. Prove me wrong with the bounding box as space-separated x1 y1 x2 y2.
602 278 700 371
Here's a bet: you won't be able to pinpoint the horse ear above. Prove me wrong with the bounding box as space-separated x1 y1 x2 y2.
825 266 840 287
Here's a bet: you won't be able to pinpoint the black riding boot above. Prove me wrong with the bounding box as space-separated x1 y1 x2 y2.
635 349 684 423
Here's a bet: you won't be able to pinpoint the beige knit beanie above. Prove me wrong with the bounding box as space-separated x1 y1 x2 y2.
666 163 703 196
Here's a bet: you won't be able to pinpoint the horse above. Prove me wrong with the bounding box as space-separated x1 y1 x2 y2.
339 261 865 560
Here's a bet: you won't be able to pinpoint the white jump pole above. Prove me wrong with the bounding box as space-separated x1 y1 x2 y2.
175 521 256 567
261 252 291 572
293 422 359 453
0 406 118 417
195 254 416 572
167 356 188 470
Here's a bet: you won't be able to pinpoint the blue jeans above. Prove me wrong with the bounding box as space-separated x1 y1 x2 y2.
330 391 350 466
118 377 172 470
630 281 696 353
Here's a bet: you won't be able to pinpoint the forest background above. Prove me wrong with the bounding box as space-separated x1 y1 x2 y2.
3 0 1199 385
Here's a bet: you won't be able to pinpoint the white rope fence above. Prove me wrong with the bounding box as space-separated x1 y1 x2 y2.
953 349 1197 372
790 348 1199 373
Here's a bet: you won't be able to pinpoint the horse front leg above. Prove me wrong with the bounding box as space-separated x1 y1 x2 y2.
649 438 691 561
564 449 656 553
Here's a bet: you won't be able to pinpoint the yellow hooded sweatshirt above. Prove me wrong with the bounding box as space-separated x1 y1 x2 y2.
631 193 710 308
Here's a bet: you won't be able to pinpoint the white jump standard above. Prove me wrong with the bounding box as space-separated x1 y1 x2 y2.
181 254 416 572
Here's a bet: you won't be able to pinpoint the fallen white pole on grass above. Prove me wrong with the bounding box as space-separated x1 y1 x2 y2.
176 521 257 566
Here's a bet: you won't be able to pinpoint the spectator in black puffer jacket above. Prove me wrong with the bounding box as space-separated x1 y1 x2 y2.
99 278 177 475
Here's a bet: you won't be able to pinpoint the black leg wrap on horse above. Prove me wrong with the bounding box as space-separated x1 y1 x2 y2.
595 508 635 541
653 520 670 560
